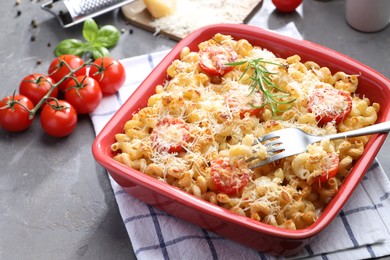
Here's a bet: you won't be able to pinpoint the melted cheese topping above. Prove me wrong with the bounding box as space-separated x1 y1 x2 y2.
309 87 349 117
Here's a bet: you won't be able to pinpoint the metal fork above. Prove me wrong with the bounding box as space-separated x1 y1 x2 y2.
247 121 390 169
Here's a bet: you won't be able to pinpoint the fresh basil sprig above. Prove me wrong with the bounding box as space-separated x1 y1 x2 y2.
54 19 120 60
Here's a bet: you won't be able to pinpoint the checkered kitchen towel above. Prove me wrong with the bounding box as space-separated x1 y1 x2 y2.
90 23 390 259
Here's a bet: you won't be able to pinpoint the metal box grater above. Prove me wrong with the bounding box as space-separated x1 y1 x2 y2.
42 0 136 28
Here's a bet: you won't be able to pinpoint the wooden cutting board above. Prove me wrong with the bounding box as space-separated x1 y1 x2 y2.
121 0 263 41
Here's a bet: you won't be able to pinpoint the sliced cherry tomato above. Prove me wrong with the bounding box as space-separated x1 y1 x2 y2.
48 54 87 91
315 152 340 183
0 95 34 132
64 75 102 114
150 117 191 153
40 100 77 137
210 157 251 195
272 0 303 13
199 44 238 76
307 87 352 125
19 73 58 106
226 85 264 118
89 57 126 95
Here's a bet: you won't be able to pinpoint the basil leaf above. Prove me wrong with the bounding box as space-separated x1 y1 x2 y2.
53 19 120 59
54 39 84 57
83 18 99 42
95 25 120 48
91 46 110 60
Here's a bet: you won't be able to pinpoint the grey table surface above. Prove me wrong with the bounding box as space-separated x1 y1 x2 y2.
0 0 389 259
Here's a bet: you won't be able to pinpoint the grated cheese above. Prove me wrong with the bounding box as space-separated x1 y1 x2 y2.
150 0 260 38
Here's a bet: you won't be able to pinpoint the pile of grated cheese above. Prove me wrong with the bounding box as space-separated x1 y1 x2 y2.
150 0 259 38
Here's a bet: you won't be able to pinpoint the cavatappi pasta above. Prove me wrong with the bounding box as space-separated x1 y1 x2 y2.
111 33 380 230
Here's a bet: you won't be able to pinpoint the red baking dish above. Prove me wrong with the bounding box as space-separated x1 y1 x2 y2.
92 24 390 256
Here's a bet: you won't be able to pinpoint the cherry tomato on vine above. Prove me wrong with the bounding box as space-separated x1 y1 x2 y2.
199 44 238 76
272 0 303 13
315 152 340 183
48 54 87 91
307 87 352 125
40 100 77 137
64 75 103 114
89 57 126 95
150 117 191 153
210 157 251 195
19 73 58 106
0 94 34 132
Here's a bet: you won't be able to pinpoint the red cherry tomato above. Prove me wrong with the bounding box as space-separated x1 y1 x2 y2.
210 157 251 195
0 95 34 132
89 57 126 95
150 117 191 153
316 152 340 183
40 100 77 137
48 54 87 91
19 73 58 106
307 87 352 125
64 75 103 114
226 85 264 118
199 44 238 76
272 0 303 13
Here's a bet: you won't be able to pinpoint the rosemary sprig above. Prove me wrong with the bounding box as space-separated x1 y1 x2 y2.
227 58 295 115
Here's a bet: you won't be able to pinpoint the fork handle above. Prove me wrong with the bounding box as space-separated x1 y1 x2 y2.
323 120 390 141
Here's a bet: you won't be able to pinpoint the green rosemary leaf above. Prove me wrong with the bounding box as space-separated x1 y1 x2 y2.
226 60 248 66
227 57 294 115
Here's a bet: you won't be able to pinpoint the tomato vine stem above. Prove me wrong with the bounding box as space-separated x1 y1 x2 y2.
28 62 89 117
0 60 107 119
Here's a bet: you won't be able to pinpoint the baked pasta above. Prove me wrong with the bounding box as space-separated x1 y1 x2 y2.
111 33 380 230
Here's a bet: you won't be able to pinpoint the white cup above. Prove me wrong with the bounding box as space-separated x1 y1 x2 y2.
345 0 390 32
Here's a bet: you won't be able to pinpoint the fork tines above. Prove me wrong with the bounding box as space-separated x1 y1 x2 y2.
246 132 285 168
